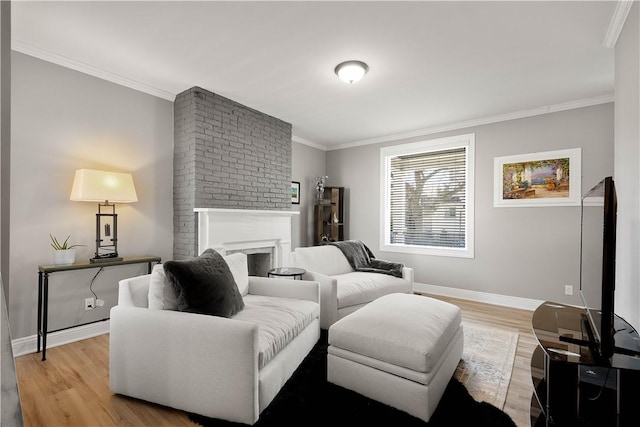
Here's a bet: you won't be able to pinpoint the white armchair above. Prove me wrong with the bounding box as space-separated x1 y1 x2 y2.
291 245 414 329
109 253 320 425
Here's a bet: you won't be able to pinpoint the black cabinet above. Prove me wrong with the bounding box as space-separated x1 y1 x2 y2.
530 301 640 426
313 186 344 245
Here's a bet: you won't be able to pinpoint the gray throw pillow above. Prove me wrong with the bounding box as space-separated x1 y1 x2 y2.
163 248 245 317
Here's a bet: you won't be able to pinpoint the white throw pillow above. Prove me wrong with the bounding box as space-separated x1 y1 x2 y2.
224 252 249 296
148 263 178 310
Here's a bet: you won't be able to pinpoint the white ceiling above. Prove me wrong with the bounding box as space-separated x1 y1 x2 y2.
11 1 618 150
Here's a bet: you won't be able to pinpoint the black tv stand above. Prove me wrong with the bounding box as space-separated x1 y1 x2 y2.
613 345 640 358
557 332 589 347
580 313 613 366
530 301 640 427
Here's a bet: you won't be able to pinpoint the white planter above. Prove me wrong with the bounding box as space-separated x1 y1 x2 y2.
52 248 76 265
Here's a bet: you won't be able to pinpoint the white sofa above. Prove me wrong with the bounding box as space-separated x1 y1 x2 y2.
291 245 414 329
109 253 320 425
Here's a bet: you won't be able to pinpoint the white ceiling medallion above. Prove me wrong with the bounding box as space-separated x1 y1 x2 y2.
334 60 369 84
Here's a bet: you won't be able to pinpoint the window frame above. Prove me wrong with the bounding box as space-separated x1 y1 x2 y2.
379 133 475 258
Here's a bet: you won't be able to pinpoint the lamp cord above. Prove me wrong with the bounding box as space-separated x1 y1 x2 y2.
89 267 104 300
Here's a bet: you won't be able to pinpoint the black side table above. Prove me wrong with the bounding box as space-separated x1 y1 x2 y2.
267 267 306 280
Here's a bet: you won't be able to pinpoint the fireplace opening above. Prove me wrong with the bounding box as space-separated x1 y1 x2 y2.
247 253 271 277
227 247 274 277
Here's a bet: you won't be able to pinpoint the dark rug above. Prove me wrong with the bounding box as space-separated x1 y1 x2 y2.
189 330 517 427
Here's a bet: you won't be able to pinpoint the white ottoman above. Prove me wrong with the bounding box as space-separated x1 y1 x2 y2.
327 293 463 422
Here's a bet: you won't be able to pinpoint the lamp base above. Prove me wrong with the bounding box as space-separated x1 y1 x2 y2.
90 256 123 263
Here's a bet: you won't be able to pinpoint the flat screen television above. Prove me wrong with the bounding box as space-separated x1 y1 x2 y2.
579 176 616 360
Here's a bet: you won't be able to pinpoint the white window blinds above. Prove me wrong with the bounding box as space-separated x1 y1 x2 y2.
380 133 474 258
389 147 467 248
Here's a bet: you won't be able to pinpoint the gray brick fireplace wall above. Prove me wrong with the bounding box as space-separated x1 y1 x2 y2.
173 86 292 259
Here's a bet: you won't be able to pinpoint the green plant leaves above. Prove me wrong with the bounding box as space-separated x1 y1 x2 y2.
49 234 85 250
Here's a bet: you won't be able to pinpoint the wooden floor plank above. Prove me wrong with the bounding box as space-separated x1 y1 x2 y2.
15 295 537 427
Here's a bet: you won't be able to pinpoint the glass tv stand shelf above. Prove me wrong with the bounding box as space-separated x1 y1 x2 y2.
530 301 640 427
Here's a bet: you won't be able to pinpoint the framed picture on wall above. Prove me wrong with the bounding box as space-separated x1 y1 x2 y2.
291 181 300 204
494 148 581 207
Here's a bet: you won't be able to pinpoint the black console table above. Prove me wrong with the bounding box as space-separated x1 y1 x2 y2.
37 256 161 361
530 301 640 427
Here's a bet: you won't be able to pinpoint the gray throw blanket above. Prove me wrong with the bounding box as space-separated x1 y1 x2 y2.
329 240 404 278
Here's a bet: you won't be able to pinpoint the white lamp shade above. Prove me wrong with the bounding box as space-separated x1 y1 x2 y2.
335 60 369 84
70 169 138 203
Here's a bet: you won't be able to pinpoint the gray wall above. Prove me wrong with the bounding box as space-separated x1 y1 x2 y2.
0 6 21 426
0 1 10 302
10 53 174 339
614 2 640 331
173 87 292 259
291 142 326 248
5 45 625 338
326 103 614 305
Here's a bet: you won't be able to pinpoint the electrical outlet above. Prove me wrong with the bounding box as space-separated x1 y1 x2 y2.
96 299 105 307
565 285 573 296
85 297 95 310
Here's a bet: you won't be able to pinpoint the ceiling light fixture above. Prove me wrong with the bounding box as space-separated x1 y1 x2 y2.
334 60 369 84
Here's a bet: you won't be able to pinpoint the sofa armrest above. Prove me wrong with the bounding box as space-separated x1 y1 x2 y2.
248 276 320 303
402 267 415 289
109 305 260 424
118 274 151 307
302 270 337 329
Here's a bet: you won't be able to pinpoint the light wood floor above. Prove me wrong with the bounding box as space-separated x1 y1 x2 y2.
14 295 537 427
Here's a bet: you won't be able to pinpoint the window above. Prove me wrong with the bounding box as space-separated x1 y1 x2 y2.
380 133 475 258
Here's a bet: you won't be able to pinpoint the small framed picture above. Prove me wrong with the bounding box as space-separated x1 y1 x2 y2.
291 181 300 204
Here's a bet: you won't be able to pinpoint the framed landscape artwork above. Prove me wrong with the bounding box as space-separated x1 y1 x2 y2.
494 148 581 207
291 181 300 204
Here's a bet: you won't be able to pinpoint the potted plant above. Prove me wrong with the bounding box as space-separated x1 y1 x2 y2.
50 234 85 265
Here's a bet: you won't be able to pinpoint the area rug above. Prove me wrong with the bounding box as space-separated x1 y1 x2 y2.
455 321 519 410
190 328 517 427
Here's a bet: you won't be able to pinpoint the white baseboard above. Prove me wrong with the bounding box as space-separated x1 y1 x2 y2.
414 282 544 311
11 285 541 356
12 320 110 357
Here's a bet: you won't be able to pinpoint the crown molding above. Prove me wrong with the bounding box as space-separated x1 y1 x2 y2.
291 134 328 151
12 39 176 101
327 94 615 151
603 0 634 48
11 40 615 152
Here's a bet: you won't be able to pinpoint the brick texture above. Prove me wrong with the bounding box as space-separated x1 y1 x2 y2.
173 87 292 259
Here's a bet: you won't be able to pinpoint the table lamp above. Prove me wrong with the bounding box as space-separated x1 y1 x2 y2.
70 169 138 263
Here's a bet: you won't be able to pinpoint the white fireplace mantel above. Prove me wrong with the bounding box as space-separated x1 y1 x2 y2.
195 208 299 268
